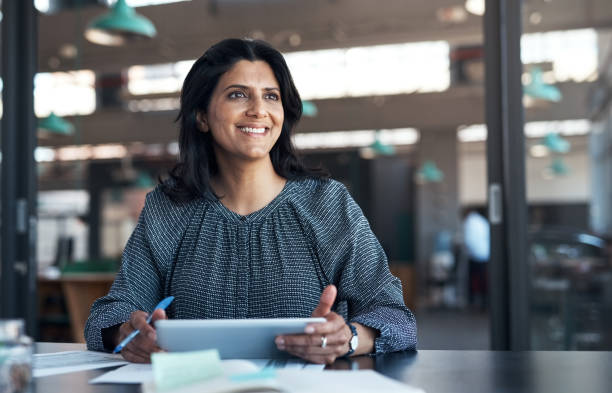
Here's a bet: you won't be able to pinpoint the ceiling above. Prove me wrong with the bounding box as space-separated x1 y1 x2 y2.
35 0 612 148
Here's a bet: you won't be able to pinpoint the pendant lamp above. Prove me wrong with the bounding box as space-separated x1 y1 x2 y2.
417 160 444 183
38 112 75 136
302 101 318 117
85 0 157 46
524 67 562 102
542 132 570 154
550 157 570 176
370 130 395 155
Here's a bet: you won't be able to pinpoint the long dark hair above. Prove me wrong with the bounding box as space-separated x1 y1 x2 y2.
162 38 325 202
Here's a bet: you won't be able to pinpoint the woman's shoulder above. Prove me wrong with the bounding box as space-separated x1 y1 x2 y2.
291 177 350 200
142 183 204 227
288 177 356 217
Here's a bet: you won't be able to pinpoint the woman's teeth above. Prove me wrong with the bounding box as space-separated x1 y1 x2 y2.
239 127 266 134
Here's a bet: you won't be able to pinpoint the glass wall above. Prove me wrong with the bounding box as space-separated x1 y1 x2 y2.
521 5 612 349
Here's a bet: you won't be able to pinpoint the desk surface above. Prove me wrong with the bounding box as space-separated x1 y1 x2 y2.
34 343 612 393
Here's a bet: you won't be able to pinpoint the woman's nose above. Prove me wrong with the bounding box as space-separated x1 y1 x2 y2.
246 96 267 118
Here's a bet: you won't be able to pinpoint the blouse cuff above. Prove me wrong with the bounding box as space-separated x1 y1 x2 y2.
351 306 417 354
85 302 136 352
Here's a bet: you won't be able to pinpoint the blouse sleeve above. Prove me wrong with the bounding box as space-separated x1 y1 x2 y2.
84 186 195 351
304 179 417 353
84 210 164 351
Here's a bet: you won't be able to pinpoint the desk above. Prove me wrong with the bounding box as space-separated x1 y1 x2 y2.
33 343 612 393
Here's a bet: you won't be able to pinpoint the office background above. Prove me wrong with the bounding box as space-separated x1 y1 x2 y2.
1 0 612 351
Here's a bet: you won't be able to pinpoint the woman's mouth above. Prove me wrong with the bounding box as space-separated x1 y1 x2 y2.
238 126 267 135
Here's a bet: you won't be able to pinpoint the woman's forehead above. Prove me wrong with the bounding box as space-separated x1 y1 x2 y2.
218 60 280 89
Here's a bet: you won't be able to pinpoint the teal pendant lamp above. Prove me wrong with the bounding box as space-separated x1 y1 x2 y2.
370 130 395 155
302 101 318 117
417 160 444 183
550 157 569 176
524 67 562 102
85 0 157 46
38 112 75 136
542 132 570 154
134 171 155 189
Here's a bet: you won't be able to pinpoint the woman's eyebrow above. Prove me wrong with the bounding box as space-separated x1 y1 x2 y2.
222 84 280 92
223 84 248 91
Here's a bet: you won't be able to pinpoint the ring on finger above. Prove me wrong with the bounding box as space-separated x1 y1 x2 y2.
320 335 328 348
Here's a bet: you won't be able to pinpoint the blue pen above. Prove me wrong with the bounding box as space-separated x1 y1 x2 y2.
113 296 174 354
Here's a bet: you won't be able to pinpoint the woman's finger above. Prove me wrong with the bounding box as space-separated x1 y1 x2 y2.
121 345 149 363
131 332 159 353
277 327 350 348
284 343 348 357
131 311 157 341
305 312 346 335
284 347 338 365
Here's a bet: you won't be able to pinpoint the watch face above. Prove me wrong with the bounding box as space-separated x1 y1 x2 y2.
350 334 359 350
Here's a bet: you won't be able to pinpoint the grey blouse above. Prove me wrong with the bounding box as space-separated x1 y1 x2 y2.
85 177 417 353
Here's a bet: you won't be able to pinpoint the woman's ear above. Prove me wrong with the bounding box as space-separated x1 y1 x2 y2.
196 112 209 132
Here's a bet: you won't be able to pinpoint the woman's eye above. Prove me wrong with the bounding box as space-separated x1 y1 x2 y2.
265 93 280 101
228 91 247 99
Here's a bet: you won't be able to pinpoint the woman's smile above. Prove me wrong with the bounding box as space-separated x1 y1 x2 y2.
237 125 269 135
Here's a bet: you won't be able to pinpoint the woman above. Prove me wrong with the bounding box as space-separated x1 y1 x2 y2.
85 38 417 364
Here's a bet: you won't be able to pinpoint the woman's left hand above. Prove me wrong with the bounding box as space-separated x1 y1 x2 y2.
275 285 352 364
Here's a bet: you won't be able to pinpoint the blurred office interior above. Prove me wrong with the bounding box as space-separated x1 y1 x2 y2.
1 0 612 350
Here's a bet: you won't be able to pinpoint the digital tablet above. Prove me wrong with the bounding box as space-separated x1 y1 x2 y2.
155 318 326 359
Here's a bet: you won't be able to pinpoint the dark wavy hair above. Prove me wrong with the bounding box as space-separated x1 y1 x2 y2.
161 38 326 202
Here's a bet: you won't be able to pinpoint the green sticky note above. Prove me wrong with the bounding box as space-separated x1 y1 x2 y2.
151 349 223 391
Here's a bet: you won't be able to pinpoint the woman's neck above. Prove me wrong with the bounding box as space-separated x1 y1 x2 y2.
211 157 287 216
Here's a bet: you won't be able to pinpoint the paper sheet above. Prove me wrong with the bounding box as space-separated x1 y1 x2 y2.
140 369 424 393
89 363 153 384
33 351 128 378
275 370 426 393
90 359 323 384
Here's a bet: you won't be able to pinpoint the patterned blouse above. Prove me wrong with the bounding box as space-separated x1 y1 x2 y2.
85 178 417 353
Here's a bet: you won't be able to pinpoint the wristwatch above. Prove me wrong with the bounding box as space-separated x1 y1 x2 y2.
345 322 359 357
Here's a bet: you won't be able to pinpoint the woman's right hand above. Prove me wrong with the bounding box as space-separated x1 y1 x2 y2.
117 308 167 363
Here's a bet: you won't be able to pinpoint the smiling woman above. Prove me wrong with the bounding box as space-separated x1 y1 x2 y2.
85 38 417 365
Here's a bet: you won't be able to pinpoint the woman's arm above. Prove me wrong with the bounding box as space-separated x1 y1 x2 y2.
85 211 164 352
308 180 417 353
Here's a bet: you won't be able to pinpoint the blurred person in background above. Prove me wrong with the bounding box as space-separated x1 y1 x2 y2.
463 210 490 310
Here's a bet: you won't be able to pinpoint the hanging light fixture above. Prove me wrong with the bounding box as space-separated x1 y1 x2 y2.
38 112 75 136
370 131 395 155
85 0 157 46
301 101 318 117
524 67 562 102
417 160 444 183
542 132 570 153
360 130 395 159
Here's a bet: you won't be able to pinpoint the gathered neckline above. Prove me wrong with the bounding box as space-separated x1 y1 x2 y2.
209 179 297 223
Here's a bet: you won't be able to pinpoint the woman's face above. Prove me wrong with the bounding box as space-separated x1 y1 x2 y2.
201 60 284 166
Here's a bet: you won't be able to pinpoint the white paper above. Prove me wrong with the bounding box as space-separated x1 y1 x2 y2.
276 370 425 393
141 369 424 393
33 351 128 378
90 358 323 384
91 360 258 385
89 363 153 384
